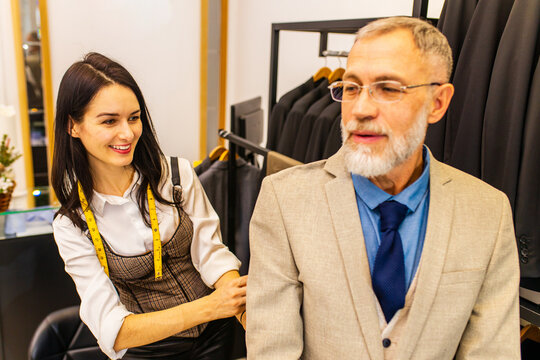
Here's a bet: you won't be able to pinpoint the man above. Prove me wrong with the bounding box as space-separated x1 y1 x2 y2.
247 17 519 359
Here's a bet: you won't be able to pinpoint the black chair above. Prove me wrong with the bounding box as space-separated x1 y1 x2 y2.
28 306 107 360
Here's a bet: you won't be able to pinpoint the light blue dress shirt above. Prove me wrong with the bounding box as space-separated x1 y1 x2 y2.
351 147 430 291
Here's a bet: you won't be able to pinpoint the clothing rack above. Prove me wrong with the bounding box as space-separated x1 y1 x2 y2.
218 129 268 252
267 0 430 115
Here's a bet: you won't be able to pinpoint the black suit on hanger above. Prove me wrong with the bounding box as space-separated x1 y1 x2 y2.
266 77 316 150
292 93 333 162
481 0 540 278
276 78 329 158
323 113 343 160
304 101 341 163
515 58 540 280
442 0 514 177
425 0 479 160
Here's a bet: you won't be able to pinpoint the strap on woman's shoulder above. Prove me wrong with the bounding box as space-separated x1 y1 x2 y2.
170 157 181 186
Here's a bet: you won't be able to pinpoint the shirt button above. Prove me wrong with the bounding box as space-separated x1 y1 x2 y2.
382 338 391 348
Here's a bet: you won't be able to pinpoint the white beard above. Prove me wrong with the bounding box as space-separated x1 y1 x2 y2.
341 104 429 178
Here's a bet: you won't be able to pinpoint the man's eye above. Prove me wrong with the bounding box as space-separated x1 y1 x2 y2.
344 85 358 93
380 85 401 93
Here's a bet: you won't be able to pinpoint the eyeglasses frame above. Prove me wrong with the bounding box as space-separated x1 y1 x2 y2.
328 80 443 103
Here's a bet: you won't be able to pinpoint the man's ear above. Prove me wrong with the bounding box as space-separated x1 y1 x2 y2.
68 116 80 138
427 83 454 125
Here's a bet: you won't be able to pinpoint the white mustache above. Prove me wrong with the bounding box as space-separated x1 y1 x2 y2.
343 119 391 137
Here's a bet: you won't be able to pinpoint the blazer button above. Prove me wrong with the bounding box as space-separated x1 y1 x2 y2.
382 338 391 348
520 256 529 264
519 236 529 245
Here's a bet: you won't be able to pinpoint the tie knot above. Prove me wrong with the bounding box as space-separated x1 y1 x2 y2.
379 200 408 231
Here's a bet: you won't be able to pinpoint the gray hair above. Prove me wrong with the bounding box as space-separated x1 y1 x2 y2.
356 17 453 82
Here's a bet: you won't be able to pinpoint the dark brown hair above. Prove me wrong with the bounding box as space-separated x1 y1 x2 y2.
51 52 180 231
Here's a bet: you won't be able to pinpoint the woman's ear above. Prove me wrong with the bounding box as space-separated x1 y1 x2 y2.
68 116 80 138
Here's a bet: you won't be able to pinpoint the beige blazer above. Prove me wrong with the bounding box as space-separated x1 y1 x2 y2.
247 148 520 359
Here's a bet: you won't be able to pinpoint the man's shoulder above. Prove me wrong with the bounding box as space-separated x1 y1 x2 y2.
434 159 506 200
266 158 332 185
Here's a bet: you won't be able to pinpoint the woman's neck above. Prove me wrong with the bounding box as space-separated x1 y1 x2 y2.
91 165 136 196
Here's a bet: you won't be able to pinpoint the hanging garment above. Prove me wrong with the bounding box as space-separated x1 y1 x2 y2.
514 55 540 279
291 93 333 162
425 0 480 160
482 0 540 213
304 101 341 163
441 0 514 177
322 113 343 160
276 78 329 158
266 78 317 150
198 158 261 275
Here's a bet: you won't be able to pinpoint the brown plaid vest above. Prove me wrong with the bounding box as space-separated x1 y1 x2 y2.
98 205 213 338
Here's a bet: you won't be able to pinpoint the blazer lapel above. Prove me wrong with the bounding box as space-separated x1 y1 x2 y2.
325 150 384 360
399 155 455 359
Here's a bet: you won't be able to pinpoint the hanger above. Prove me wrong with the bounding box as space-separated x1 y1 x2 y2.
521 324 540 343
328 68 345 84
209 145 227 161
218 149 230 161
313 54 331 82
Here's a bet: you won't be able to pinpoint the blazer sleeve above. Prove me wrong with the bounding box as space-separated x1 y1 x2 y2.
246 176 304 360
455 193 520 359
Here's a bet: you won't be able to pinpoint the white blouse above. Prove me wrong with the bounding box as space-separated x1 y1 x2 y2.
52 157 241 359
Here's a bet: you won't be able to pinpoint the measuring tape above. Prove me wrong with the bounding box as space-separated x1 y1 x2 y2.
77 181 163 279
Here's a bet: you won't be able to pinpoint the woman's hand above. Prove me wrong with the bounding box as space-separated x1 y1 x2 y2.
208 275 247 320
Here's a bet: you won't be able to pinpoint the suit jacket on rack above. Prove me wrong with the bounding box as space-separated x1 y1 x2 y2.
267 78 317 150
304 101 341 163
322 113 342 159
291 93 333 162
247 147 519 360
276 78 329 158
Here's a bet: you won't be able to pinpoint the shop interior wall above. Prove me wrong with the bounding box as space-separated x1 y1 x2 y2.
226 0 444 143
47 0 201 161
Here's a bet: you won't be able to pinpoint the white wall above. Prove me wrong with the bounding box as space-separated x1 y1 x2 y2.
47 0 201 161
226 0 444 142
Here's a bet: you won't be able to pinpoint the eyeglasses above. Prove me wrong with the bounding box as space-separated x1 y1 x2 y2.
328 80 442 103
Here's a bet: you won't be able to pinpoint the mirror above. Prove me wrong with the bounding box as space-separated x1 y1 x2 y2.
17 0 51 207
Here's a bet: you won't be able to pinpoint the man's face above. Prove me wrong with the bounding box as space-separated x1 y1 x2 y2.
341 29 434 177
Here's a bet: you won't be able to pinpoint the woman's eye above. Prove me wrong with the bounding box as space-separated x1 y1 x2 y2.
129 116 140 122
102 119 115 125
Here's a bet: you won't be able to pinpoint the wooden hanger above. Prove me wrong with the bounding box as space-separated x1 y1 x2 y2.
218 149 230 161
328 67 345 84
313 66 331 82
521 324 540 343
209 145 227 161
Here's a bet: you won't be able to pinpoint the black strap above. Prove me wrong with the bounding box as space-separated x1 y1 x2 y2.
170 157 181 186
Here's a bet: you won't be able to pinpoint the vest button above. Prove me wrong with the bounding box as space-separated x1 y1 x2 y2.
382 338 391 348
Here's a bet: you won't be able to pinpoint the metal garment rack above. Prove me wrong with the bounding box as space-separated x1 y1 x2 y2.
267 0 430 115
218 129 268 253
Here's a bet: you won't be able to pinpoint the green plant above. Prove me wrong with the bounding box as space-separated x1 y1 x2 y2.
0 134 22 172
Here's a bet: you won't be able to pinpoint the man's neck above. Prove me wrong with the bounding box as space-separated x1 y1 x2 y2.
368 147 425 195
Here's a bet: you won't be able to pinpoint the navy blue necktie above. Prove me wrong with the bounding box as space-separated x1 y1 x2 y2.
372 200 408 322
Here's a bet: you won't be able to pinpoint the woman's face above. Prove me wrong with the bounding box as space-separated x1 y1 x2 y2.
71 84 142 175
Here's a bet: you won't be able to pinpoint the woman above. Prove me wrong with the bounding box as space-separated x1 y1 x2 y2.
51 52 246 359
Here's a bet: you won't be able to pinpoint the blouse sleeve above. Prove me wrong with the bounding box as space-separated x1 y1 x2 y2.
52 215 132 359
176 158 241 287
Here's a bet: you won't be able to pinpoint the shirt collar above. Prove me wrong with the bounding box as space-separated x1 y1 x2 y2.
351 146 430 212
90 172 142 216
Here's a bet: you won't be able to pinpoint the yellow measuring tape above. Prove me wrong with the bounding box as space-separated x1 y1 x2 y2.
77 181 163 279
